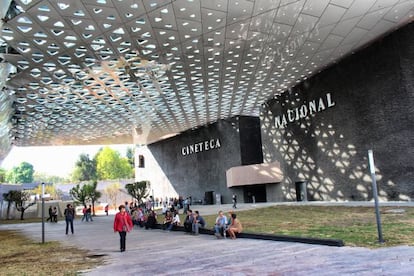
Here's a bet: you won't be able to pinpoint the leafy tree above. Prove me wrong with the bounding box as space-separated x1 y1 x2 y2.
85 181 101 216
72 153 97 181
69 183 89 207
33 172 69 185
9 190 36 220
69 182 102 215
126 147 135 167
125 181 149 204
0 168 7 182
6 162 34 183
96 147 133 180
32 184 58 200
104 182 121 209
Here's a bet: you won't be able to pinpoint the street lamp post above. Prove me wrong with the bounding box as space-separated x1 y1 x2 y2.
368 150 384 243
41 182 45 243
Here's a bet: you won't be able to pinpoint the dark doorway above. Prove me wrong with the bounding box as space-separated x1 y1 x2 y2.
204 191 214 205
243 185 266 203
295 181 308 201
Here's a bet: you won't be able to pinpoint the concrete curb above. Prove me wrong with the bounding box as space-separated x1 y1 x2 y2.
153 224 344 247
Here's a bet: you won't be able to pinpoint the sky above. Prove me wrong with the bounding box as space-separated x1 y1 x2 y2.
1 144 133 178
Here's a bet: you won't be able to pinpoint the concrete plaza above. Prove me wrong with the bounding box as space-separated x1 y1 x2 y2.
1 202 414 275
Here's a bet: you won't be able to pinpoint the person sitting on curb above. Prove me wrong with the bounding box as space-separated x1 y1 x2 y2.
192 210 206 235
226 213 242 239
167 209 181 231
137 208 145 227
145 210 157 230
183 209 193 233
131 208 140 227
213 210 228 238
163 210 173 230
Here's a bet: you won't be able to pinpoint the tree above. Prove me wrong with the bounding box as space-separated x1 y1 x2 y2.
69 183 89 207
72 153 97 181
104 182 121 209
6 162 34 183
85 181 101 216
33 172 69 185
125 181 149 204
96 147 133 180
10 190 36 220
32 184 58 200
0 168 7 182
69 182 102 215
126 147 135 168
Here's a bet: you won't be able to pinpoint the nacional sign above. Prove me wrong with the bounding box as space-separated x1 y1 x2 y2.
181 138 221 156
274 92 335 128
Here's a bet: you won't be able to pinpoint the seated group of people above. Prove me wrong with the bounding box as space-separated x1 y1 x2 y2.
182 209 206 235
131 208 158 230
213 210 242 239
182 209 242 239
162 209 181 231
134 206 242 239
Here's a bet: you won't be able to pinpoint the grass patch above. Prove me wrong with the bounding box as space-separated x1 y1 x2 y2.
197 205 414 248
0 230 104 276
0 217 43 224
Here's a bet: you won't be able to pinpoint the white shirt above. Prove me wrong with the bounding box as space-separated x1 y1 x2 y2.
173 214 180 224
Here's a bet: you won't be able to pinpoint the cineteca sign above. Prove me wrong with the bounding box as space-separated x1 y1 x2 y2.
181 138 221 156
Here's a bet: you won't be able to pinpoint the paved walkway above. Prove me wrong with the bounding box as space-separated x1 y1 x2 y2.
1 202 414 275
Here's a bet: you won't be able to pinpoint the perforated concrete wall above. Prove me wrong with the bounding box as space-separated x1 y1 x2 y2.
260 23 414 201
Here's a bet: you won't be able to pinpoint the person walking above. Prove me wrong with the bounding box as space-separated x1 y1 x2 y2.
113 204 133 252
232 194 237 209
87 205 93 221
47 206 53 222
52 206 58 223
64 204 75 235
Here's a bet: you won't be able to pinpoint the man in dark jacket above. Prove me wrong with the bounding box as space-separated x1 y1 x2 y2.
183 209 193 233
64 204 75 235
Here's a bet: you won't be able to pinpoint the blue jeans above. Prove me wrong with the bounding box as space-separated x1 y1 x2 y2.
87 213 93 221
192 223 203 234
214 225 224 235
65 218 74 234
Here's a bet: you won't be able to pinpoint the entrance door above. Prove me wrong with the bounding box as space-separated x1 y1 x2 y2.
243 184 266 203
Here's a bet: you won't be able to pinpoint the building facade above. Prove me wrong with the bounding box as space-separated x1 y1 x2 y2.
260 22 414 201
135 116 264 204
137 22 414 203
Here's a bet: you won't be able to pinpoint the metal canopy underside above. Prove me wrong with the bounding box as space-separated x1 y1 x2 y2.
0 0 413 157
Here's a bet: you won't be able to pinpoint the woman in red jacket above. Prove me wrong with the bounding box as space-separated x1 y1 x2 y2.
113 204 133 252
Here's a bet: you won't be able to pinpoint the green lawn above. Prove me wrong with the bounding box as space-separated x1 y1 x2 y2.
193 205 414 248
